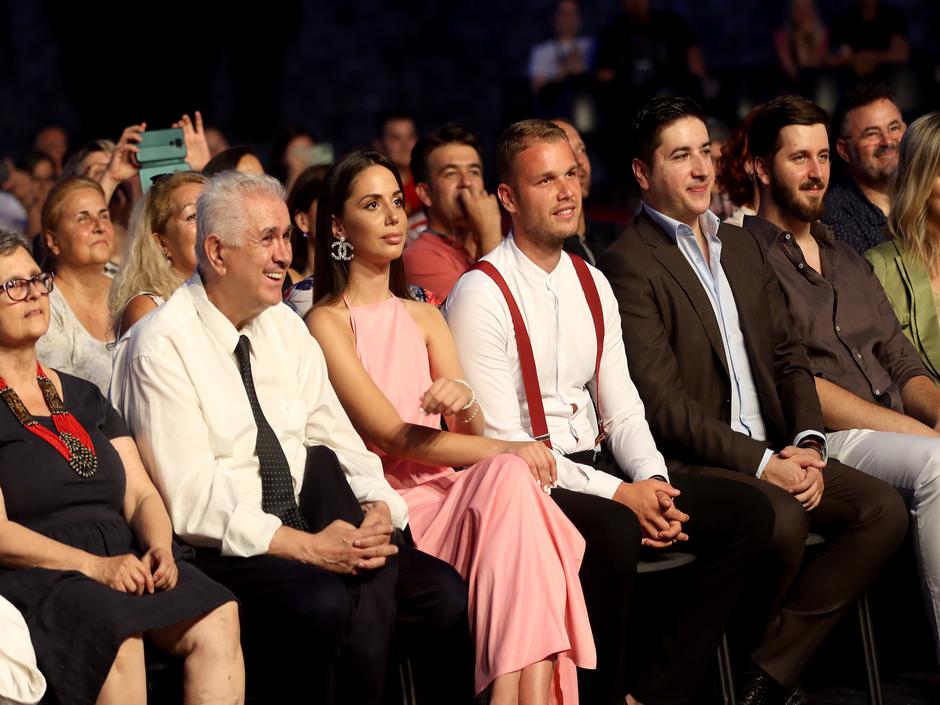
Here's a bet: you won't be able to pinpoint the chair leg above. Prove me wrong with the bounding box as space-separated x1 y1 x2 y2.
717 633 737 705
857 595 884 705
399 657 417 705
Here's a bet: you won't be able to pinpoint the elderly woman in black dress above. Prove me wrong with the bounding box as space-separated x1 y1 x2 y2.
0 227 244 705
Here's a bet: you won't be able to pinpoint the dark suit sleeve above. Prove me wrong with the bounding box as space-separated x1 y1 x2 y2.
599 239 769 474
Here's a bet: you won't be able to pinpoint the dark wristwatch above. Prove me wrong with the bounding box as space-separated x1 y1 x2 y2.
797 437 828 462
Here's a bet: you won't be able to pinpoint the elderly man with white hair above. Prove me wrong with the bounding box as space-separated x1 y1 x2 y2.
110 171 471 705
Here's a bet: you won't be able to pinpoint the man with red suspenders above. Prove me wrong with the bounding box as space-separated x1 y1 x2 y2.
446 119 774 705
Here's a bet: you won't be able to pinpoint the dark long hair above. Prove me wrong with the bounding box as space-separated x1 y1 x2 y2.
287 164 329 273
312 150 409 305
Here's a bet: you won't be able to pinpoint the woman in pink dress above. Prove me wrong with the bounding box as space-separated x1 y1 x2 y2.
306 150 594 705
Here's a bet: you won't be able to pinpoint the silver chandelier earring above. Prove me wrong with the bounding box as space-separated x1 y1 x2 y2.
331 236 354 261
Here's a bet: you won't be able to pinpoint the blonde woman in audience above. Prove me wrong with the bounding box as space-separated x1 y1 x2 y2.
35 178 115 394
867 112 940 384
308 150 594 705
109 171 207 338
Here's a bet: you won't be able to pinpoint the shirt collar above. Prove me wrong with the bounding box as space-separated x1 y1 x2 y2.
744 214 835 247
187 273 263 357
642 202 720 243
505 233 570 286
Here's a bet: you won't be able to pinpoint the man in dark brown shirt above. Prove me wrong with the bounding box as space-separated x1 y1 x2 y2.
746 95 940 660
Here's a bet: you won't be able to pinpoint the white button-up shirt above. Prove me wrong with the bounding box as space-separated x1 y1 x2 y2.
446 235 668 499
110 275 407 558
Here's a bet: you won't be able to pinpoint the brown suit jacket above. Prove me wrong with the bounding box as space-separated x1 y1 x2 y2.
598 210 824 475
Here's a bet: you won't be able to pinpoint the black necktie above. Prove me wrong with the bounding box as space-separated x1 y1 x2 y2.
234 335 308 531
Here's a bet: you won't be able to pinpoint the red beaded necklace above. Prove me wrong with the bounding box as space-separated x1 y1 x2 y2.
0 363 97 477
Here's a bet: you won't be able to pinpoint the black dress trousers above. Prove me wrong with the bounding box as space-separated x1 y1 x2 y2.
192 445 472 705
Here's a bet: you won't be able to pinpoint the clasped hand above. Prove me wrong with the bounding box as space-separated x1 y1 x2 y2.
314 501 398 575
763 445 826 511
614 479 690 548
90 546 177 595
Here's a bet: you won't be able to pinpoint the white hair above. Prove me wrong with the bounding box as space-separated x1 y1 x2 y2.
195 171 286 270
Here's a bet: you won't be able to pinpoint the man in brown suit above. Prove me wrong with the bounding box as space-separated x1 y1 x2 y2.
598 96 907 705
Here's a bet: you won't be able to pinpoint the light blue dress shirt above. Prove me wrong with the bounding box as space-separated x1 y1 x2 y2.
642 204 782 475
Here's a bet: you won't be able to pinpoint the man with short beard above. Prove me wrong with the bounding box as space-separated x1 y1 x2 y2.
745 95 940 661
822 81 906 254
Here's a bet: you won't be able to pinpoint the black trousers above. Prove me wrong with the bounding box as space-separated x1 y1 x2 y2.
560 449 775 705
192 446 473 705
677 460 908 687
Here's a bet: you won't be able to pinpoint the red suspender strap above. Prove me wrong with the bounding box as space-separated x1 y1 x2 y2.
568 254 604 396
569 254 607 442
471 261 553 448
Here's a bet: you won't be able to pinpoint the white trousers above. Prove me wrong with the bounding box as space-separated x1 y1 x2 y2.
828 428 940 661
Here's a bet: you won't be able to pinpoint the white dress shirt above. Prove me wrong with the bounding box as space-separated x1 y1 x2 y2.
110 275 407 558
445 235 668 499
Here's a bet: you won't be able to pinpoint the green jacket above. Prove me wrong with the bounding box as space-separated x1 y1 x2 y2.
866 240 940 384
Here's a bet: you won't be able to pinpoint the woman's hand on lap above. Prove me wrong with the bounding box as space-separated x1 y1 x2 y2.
142 546 178 591
89 553 154 595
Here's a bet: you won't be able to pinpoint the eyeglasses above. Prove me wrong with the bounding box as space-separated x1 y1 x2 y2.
2 272 55 302
850 123 906 145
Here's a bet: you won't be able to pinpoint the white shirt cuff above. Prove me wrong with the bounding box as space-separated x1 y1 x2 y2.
582 466 624 499
754 448 774 479
220 505 284 558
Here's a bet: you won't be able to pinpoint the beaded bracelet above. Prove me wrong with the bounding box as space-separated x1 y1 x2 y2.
453 378 476 411
453 379 479 423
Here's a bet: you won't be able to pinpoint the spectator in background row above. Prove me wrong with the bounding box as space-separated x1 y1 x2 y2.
35 178 115 395
867 112 940 385
404 124 503 299
528 0 596 121
32 125 68 174
61 139 115 182
718 105 764 226
0 166 30 236
774 0 829 95
284 164 329 317
205 125 230 157
373 111 420 214
529 0 594 94
551 118 621 265
269 126 316 191
23 152 55 218
108 171 208 339
203 145 265 177
595 0 706 98
823 81 906 254
6 152 57 238
706 117 734 221
829 0 910 77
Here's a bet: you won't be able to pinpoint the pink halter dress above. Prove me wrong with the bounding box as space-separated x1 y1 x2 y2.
345 294 595 703
346 297 596 705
